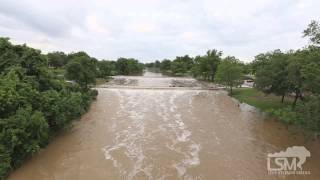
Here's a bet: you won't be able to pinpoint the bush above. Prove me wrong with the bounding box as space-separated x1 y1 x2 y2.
269 95 320 135
0 145 11 180
0 38 98 179
269 107 298 127
0 107 49 168
296 95 320 133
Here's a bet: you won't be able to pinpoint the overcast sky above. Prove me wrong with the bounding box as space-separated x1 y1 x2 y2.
0 0 319 62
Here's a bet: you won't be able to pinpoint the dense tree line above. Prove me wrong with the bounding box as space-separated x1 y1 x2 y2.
252 47 320 134
0 38 99 179
0 38 144 179
47 51 144 79
146 50 246 94
251 21 320 135
146 50 227 81
115 58 144 75
147 20 320 136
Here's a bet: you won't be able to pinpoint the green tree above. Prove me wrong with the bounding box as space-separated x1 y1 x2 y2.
205 49 222 81
301 62 320 94
65 55 97 89
0 107 49 167
303 20 320 45
239 62 252 75
170 59 188 75
0 37 98 179
251 52 273 75
271 95 320 135
215 56 242 95
0 38 47 79
192 56 209 79
192 50 222 81
167 55 194 75
0 144 11 179
255 50 291 103
97 60 116 78
47 51 67 68
154 60 161 68
160 59 171 72
287 56 305 108
299 46 320 94
296 95 320 133
116 58 143 75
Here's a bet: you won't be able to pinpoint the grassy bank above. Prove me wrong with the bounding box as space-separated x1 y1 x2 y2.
232 88 292 111
232 88 320 139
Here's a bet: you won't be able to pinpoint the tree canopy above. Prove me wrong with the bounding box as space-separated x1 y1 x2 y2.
215 56 242 95
0 38 98 179
65 55 97 89
303 20 320 45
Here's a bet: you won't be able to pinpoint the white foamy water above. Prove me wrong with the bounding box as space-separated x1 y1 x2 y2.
9 71 320 180
101 89 203 179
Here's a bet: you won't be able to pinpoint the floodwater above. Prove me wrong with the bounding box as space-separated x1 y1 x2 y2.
9 71 320 180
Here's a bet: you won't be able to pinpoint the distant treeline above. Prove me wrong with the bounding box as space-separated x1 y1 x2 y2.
48 52 144 77
0 38 143 179
146 20 320 136
145 50 250 79
145 50 250 94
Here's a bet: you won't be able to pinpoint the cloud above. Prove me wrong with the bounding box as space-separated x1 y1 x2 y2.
133 24 155 33
0 0 319 62
86 13 109 33
0 0 72 37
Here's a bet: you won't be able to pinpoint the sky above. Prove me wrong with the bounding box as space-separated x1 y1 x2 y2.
0 0 319 62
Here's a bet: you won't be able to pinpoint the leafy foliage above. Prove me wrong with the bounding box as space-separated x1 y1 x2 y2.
159 59 171 72
303 20 320 45
0 144 11 179
0 37 142 179
296 95 320 133
254 50 291 102
155 49 222 79
0 38 97 179
97 60 116 78
215 56 242 95
249 21 320 135
270 95 320 135
116 58 143 75
47 51 68 68
65 55 97 89
151 21 320 136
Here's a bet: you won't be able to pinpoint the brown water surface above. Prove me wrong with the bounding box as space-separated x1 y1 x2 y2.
9 71 320 180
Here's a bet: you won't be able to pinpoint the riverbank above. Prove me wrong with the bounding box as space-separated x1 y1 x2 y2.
9 72 320 179
232 88 292 111
232 88 320 139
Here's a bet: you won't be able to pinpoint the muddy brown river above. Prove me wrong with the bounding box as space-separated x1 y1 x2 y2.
9 71 320 180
